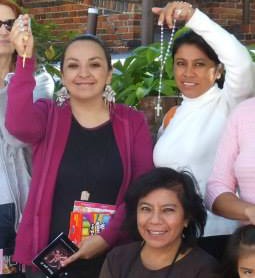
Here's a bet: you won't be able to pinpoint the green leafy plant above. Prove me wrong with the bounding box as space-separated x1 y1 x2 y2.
111 42 176 107
111 27 188 107
247 44 255 62
15 1 77 86
31 18 78 84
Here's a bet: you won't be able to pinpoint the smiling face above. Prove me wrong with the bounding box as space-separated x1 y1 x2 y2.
137 188 188 252
238 251 255 278
61 39 112 103
173 43 221 98
0 4 16 57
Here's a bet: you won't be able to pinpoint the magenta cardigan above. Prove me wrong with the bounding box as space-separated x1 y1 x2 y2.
6 57 153 265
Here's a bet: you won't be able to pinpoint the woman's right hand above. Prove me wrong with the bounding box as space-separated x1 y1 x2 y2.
152 1 195 28
9 14 34 59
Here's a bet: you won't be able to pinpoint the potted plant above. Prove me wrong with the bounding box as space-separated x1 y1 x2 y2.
247 44 255 62
31 18 78 93
111 41 178 107
111 27 187 133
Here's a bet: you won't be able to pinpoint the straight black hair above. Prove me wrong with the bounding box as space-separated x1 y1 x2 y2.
223 225 255 278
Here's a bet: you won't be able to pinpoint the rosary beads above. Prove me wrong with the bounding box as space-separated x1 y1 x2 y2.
155 19 177 118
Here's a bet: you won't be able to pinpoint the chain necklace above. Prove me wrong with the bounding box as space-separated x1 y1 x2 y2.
155 20 177 118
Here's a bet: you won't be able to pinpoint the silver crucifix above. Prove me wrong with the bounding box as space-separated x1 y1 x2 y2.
155 102 163 117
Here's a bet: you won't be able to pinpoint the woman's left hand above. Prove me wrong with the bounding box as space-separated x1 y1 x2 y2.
152 1 195 28
9 14 34 59
61 235 109 267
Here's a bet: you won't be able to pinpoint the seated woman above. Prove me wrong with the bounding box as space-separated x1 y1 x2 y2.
222 224 255 278
100 167 222 278
206 98 255 226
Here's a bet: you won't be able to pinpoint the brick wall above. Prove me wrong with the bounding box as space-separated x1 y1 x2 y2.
22 0 142 52
196 0 255 43
21 0 255 52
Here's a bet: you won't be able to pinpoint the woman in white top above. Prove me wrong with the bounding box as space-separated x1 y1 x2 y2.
153 1 254 260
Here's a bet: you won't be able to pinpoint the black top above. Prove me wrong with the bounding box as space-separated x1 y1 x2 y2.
100 242 222 278
50 116 123 240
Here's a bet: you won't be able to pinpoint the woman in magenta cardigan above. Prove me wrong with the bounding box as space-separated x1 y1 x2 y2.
6 15 153 278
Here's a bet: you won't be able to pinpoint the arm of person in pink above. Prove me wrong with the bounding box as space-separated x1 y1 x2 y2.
62 111 153 265
205 105 255 223
5 57 49 144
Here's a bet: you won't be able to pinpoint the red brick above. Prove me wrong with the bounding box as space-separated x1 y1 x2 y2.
23 0 255 53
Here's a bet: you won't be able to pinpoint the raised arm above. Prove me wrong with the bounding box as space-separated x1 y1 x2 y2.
186 9 253 104
5 15 48 144
153 2 254 104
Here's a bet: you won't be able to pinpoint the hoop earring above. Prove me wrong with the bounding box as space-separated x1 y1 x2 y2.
102 84 116 105
55 86 70 107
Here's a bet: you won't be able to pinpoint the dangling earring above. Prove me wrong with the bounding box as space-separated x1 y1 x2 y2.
55 86 70 107
102 84 116 105
216 63 223 80
182 223 188 238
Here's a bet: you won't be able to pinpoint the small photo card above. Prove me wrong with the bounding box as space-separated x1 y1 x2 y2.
33 233 78 278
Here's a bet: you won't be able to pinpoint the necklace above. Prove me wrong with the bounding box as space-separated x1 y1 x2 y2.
155 20 177 118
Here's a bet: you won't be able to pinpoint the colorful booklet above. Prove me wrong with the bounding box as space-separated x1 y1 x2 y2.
33 232 78 278
68 201 116 245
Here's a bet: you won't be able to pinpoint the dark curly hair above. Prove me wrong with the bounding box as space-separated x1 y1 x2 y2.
124 167 207 253
223 225 255 278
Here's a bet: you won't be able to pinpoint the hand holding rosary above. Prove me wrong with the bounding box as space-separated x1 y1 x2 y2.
154 2 194 118
18 15 31 68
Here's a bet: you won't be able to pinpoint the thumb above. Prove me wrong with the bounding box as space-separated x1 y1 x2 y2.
152 7 162 15
61 250 81 267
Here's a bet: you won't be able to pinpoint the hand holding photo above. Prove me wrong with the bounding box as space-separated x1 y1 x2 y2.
33 233 78 278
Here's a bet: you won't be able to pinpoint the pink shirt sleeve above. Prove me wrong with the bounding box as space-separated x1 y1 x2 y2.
205 109 240 210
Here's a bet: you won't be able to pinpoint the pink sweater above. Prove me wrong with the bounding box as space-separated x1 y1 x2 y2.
206 97 255 210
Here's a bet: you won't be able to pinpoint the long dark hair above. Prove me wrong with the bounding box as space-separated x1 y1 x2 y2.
223 225 255 278
124 167 207 253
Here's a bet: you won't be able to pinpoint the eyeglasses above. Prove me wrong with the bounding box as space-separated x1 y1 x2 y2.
0 19 15 32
